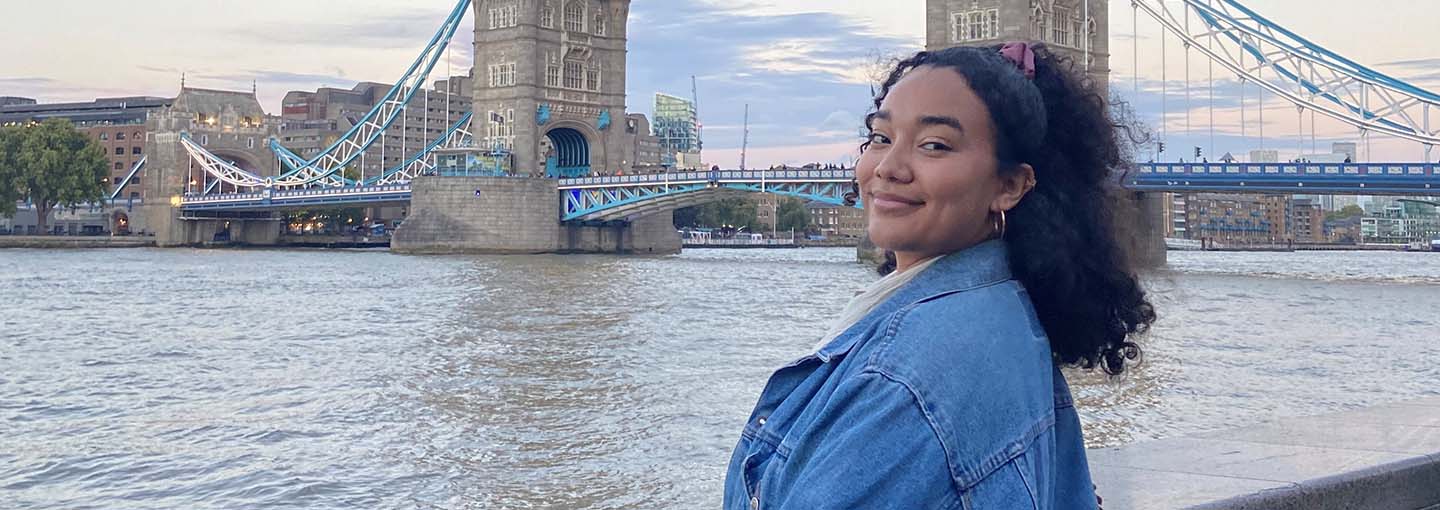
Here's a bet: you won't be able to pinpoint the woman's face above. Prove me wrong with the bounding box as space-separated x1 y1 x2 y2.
858 66 1032 265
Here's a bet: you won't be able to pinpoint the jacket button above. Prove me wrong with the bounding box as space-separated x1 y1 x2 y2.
757 416 767 426
750 496 759 510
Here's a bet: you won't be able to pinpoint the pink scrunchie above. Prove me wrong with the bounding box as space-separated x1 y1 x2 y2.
999 42 1037 80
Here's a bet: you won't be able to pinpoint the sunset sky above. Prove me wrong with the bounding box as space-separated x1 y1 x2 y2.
3 0 1437 167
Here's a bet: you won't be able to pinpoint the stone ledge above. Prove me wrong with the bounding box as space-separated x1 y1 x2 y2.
1090 396 1440 509
0 236 155 249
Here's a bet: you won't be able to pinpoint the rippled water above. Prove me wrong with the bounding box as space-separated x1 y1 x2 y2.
2 247 1438 508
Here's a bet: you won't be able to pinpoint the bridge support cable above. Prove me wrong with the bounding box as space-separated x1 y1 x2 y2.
367 112 474 186
1208 0 1214 159
109 155 146 201
261 0 473 188
179 133 271 189
178 0 473 192
1132 0 1440 151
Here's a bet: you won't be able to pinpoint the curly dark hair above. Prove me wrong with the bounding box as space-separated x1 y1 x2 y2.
863 43 1155 375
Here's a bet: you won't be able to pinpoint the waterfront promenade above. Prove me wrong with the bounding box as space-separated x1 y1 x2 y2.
1092 397 1440 509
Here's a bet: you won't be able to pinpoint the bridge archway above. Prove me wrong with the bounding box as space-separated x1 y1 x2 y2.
111 210 131 235
544 127 591 178
205 150 264 194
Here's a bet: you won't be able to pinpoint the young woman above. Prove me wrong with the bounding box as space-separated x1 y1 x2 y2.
724 43 1154 509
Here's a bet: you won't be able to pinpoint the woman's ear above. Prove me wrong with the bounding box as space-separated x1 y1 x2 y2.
993 163 1036 212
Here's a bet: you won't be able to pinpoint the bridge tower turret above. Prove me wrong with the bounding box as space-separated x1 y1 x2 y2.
142 87 282 246
472 0 632 178
925 0 1110 88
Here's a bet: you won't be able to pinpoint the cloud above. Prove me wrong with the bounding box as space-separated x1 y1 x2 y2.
626 0 916 165
224 10 458 50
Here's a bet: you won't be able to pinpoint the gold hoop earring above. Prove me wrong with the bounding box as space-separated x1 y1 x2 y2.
992 210 1008 239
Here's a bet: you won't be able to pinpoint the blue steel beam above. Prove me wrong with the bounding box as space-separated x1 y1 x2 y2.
1130 162 1440 195
268 0 473 186
558 169 859 222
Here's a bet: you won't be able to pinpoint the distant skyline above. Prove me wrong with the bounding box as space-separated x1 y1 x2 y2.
2 0 1437 167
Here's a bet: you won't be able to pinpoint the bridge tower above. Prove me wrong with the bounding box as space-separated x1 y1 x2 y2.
395 0 677 255
923 0 1164 266
926 0 1110 87
472 0 631 178
142 87 282 246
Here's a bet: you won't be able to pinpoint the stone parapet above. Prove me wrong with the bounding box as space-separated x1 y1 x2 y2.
1090 397 1440 509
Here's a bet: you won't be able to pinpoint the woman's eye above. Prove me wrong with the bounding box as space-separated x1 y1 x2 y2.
920 142 952 152
866 133 891 145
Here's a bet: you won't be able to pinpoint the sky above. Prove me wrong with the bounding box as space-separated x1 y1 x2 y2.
2 0 1438 168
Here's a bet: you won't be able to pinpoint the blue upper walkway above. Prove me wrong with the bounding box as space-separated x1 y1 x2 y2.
174 162 1440 217
1131 162 1440 195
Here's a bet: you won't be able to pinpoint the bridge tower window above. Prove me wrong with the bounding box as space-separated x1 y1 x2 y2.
564 1 585 32
952 8 999 42
541 3 555 28
489 1 519 29
564 61 584 89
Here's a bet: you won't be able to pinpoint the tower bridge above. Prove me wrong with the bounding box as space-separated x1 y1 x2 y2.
135 0 1439 256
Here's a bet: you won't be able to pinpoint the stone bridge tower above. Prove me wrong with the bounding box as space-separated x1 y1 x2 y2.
925 0 1110 88
923 0 1164 267
141 87 281 245
472 0 631 178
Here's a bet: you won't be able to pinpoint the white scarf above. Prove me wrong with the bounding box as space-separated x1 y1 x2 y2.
813 256 943 352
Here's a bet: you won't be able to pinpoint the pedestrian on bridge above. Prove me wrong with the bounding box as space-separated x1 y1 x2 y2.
725 43 1154 510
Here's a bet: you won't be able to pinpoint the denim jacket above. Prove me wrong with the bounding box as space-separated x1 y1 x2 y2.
723 241 1096 510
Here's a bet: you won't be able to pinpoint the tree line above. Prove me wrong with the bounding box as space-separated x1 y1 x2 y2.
0 119 110 234
673 196 814 234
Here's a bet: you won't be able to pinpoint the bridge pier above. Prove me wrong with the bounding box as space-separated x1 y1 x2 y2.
392 176 680 255
1126 192 1168 268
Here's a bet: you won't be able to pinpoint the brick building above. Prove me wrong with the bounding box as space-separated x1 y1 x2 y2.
0 96 173 200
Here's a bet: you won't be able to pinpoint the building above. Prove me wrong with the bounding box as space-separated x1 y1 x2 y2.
622 113 663 171
278 72 473 178
1161 192 1188 238
473 0 633 178
653 92 702 168
1183 193 1290 245
926 0 1110 86
0 96 173 200
1249 149 1279 163
806 201 867 239
1360 201 1440 245
1325 216 1361 244
1290 198 1325 243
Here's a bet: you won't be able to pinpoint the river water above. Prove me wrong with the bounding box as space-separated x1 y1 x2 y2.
2 247 1438 509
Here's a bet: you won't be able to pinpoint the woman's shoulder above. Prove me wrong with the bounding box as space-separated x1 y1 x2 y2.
862 279 1052 376
840 280 1060 490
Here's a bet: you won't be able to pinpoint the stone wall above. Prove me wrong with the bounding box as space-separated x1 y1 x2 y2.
393 176 561 254
394 175 681 255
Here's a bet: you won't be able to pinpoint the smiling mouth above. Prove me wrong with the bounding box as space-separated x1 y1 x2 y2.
869 192 924 208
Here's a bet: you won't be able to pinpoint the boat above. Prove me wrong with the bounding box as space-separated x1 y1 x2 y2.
1431 237 1440 252
1164 238 1204 251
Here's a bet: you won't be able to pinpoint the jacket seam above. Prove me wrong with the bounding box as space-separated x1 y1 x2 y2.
866 278 1015 366
861 368 969 504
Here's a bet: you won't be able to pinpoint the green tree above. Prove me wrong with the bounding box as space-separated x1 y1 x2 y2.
0 125 24 218
0 119 109 234
775 197 811 233
1326 204 1365 221
675 197 760 230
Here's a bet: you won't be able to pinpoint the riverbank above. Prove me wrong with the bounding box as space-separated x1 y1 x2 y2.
0 235 155 249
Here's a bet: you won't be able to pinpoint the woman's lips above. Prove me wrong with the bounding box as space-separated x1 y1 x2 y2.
870 192 924 212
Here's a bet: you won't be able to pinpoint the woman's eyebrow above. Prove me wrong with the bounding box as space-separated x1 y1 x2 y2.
919 115 964 133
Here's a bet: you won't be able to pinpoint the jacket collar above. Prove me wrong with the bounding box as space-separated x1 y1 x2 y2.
813 240 1014 363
